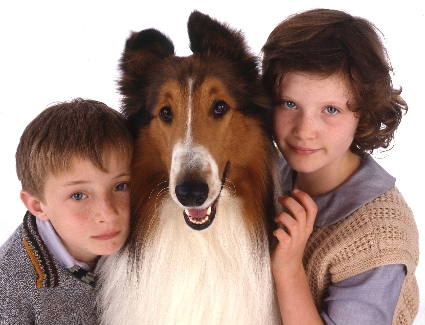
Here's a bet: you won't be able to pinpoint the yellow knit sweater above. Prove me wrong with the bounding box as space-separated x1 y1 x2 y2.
303 186 419 325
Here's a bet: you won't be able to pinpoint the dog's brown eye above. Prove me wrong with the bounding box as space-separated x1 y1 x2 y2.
159 106 173 122
213 100 229 118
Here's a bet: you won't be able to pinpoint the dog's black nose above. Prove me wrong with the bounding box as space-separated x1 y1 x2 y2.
175 181 209 207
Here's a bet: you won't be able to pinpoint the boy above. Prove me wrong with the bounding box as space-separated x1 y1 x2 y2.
0 98 133 324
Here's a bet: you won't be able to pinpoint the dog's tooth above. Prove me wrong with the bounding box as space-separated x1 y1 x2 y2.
187 214 209 225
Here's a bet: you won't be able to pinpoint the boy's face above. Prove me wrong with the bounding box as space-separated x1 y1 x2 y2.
36 152 131 266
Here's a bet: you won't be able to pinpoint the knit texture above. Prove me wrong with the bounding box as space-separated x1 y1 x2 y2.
0 213 98 324
22 211 60 288
303 186 419 325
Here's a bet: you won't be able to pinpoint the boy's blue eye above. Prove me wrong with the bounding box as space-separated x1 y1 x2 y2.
71 192 86 201
283 101 296 109
325 106 339 115
115 183 129 191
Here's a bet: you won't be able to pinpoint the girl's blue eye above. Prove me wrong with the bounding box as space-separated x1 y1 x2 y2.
325 106 339 115
71 192 86 201
283 101 296 109
115 183 129 191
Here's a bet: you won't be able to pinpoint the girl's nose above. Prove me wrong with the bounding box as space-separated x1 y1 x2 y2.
293 111 316 139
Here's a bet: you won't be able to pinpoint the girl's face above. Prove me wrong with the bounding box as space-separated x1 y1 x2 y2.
273 71 359 183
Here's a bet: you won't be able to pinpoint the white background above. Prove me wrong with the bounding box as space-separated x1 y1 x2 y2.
0 0 423 322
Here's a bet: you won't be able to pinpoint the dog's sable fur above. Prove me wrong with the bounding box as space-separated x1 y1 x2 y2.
98 11 281 325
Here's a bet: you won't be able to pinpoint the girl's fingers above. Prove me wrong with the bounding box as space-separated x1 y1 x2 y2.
273 227 291 245
275 212 298 236
291 189 318 231
278 189 317 230
277 195 307 231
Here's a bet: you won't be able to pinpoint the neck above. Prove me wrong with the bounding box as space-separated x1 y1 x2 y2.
85 259 98 271
295 152 361 197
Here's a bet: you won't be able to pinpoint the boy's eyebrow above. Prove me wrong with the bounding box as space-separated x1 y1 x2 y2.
62 173 131 187
62 180 90 187
114 172 131 179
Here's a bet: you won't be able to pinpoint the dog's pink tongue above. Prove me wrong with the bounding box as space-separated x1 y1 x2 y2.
187 208 208 219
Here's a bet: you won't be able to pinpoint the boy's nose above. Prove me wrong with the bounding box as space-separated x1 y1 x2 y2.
95 195 120 222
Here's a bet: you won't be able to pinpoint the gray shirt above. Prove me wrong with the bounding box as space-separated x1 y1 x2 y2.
279 154 405 324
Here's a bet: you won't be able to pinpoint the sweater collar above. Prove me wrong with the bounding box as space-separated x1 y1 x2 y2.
36 218 92 271
279 154 395 227
36 218 97 285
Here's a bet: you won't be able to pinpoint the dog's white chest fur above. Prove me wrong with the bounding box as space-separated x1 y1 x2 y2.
98 191 281 325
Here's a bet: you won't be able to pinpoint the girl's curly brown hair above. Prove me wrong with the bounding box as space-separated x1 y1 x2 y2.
262 8 407 156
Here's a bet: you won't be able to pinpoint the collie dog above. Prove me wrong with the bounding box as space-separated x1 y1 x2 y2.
98 11 281 325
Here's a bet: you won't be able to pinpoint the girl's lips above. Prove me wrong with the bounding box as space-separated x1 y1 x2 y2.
290 145 320 155
92 231 120 240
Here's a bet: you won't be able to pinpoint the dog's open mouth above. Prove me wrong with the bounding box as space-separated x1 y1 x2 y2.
183 202 217 231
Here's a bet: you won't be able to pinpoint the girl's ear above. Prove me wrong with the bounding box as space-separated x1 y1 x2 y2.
20 190 49 221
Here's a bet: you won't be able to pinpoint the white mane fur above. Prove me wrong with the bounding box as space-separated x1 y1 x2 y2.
98 189 281 325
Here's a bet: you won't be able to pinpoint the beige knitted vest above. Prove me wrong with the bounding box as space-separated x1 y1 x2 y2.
303 187 419 325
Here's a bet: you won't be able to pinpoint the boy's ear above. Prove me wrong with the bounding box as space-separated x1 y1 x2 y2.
20 190 49 221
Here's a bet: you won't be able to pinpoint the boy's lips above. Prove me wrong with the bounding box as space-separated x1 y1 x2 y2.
290 144 320 155
92 231 121 240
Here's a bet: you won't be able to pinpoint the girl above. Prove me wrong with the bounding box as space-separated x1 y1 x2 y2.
262 8 419 325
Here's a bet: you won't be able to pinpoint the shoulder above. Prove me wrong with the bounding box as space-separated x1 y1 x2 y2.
0 222 40 284
0 224 98 324
0 224 23 255
353 186 416 231
0 224 39 322
355 186 417 254
0 224 33 276
306 186 418 282
369 186 412 212
331 186 416 246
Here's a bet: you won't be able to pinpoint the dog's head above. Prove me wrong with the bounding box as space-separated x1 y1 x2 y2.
120 11 275 231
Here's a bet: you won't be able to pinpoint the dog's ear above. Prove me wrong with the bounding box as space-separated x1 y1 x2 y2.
118 29 175 118
123 28 175 64
188 11 272 119
188 11 248 60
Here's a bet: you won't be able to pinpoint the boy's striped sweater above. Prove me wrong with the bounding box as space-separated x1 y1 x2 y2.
0 212 98 324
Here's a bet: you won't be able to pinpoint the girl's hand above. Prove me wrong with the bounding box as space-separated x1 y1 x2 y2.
272 190 323 325
271 189 317 276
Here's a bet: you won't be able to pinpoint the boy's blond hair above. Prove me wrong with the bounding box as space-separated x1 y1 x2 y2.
16 98 133 201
